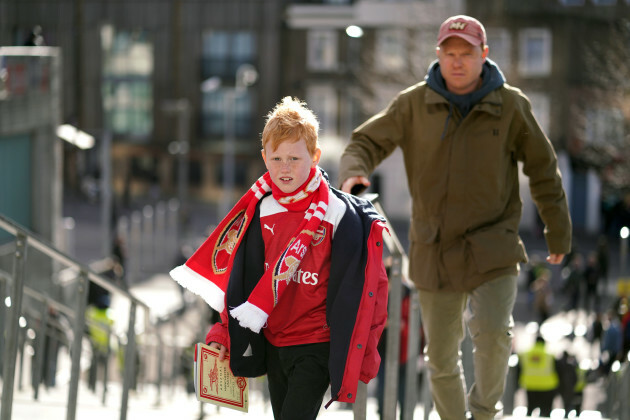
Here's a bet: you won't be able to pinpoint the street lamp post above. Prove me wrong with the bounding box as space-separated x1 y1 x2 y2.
164 99 191 208
219 64 258 217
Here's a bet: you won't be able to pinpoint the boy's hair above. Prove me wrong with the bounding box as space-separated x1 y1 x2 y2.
261 96 319 155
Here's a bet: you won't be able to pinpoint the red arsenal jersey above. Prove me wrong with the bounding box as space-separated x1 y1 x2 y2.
260 190 346 347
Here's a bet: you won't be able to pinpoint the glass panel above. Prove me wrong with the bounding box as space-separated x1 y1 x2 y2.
200 31 257 138
101 26 154 140
307 30 338 71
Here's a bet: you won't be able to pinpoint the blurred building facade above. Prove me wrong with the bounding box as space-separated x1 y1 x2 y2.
1 0 629 236
0 47 64 301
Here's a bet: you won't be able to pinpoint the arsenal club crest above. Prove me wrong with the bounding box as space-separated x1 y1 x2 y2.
311 225 326 246
212 210 247 274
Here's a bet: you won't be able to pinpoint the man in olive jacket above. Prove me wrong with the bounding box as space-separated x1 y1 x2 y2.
339 15 572 420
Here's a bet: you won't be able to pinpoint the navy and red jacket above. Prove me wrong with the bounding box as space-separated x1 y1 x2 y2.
206 187 389 406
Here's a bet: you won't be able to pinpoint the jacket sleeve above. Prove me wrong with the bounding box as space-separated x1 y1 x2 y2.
205 307 230 350
515 94 572 254
359 258 389 383
338 94 406 186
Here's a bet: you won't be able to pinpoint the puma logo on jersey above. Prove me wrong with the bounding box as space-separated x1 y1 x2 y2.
264 224 275 235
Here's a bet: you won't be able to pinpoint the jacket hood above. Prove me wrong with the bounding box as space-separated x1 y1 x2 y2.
425 58 505 118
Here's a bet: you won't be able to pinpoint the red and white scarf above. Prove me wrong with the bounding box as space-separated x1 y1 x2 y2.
170 167 329 333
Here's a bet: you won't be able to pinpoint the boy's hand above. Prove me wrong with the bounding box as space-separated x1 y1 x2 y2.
209 342 228 361
341 176 370 194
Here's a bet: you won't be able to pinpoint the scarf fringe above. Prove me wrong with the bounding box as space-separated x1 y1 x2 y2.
230 302 268 334
169 265 226 312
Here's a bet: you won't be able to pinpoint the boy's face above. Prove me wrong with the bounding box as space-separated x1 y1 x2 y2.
262 137 321 194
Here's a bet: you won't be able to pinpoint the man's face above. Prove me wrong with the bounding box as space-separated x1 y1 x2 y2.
437 36 488 95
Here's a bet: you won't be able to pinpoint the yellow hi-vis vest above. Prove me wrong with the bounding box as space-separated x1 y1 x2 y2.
574 367 586 392
519 342 559 391
86 306 114 353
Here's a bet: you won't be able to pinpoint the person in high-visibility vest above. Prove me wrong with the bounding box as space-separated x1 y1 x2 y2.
572 364 587 416
518 335 559 417
86 305 114 392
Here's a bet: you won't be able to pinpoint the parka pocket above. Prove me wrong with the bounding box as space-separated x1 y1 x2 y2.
466 228 527 273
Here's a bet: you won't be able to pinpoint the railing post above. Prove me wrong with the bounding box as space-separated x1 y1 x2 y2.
66 271 89 420
33 299 50 400
352 381 368 420
155 334 164 407
102 322 112 405
1 232 27 420
120 301 137 420
402 288 421 420
620 359 630 420
383 254 403 420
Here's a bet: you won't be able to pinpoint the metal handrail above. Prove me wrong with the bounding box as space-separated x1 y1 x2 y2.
0 214 146 309
0 212 160 420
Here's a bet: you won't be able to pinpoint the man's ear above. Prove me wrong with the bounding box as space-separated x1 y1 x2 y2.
482 45 489 60
261 149 267 164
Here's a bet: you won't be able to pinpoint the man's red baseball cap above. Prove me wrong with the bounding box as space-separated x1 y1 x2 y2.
437 15 487 46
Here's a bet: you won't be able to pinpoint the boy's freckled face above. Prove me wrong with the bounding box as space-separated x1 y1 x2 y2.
262 138 321 194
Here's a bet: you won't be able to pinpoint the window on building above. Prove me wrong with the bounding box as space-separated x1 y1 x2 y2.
375 29 406 72
486 28 511 75
307 30 339 71
201 31 257 139
518 28 552 77
525 92 551 135
306 84 338 136
585 108 624 145
591 0 616 5
558 0 585 5
102 25 154 140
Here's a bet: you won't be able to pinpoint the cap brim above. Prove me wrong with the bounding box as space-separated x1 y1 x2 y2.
438 33 483 46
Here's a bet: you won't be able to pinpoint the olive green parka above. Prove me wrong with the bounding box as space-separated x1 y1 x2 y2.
339 70 572 292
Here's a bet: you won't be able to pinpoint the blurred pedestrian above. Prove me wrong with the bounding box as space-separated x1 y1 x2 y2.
588 311 604 353
531 268 554 324
599 309 622 376
620 297 630 358
562 252 583 312
556 350 578 417
583 252 600 313
596 235 609 285
572 362 588 416
86 305 114 392
518 335 559 417
338 14 572 420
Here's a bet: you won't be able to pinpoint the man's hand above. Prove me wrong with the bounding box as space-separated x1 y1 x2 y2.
209 342 228 361
546 253 565 265
341 176 371 194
